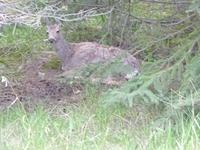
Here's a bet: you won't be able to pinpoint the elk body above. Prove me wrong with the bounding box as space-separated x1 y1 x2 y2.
47 24 140 75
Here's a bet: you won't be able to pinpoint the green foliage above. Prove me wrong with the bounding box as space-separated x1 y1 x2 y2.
188 0 200 14
131 2 173 19
43 57 61 70
102 18 200 115
63 17 107 43
0 26 47 73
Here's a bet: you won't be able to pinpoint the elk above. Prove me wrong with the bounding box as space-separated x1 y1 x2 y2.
46 23 140 76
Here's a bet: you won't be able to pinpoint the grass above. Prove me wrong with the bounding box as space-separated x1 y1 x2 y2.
0 84 200 150
0 90 144 150
0 26 47 75
42 57 61 70
0 98 200 149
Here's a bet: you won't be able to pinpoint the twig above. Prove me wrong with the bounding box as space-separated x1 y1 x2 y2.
1 76 19 108
141 0 191 5
132 24 194 56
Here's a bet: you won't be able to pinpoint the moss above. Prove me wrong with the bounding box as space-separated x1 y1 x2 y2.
42 57 61 70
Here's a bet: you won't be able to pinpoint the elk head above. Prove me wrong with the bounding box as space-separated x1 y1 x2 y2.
46 24 61 43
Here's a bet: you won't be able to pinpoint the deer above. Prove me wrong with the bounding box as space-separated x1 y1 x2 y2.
46 23 140 78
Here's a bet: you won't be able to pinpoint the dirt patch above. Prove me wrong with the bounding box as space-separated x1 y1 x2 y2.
0 52 84 111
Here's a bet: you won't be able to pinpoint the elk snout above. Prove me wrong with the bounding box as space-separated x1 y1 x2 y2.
48 38 56 43
47 32 57 43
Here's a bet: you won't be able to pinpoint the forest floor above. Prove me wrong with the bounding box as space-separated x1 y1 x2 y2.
0 52 85 111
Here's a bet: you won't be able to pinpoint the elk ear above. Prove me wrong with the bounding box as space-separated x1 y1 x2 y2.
54 18 61 31
44 17 50 25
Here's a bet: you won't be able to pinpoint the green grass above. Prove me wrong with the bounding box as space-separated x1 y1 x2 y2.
131 2 174 20
0 99 200 150
0 83 152 150
42 57 61 70
0 85 199 150
0 102 139 149
0 26 47 75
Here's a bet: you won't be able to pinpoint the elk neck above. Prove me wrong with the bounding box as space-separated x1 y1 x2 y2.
53 33 74 58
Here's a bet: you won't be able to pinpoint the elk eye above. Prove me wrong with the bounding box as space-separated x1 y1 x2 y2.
46 32 49 35
56 30 59 33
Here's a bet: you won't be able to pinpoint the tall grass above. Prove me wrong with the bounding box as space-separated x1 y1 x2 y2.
0 26 47 76
0 98 200 150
